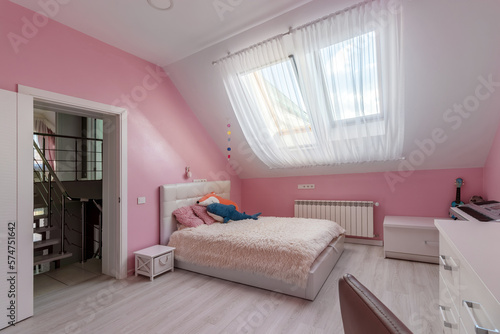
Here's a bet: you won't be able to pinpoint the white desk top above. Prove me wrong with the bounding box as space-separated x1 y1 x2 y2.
383 216 448 229
435 219 500 303
134 245 175 257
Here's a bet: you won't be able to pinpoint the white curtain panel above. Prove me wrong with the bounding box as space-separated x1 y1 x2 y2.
219 0 404 168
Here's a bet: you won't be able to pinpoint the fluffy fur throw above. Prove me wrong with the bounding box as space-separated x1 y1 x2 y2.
168 217 345 287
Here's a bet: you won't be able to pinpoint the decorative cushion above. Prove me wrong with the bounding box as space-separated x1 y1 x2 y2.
197 192 239 211
172 206 204 228
192 205 217 225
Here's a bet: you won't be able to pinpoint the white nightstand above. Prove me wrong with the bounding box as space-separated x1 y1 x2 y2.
134 245 175 281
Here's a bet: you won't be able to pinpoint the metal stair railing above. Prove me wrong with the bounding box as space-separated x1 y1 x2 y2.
34 140 78 255
34 132 103 181
92 199 102 259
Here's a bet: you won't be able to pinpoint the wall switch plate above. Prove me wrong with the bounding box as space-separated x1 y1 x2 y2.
298 184 315 190
193 179 207 183
137 197 146 204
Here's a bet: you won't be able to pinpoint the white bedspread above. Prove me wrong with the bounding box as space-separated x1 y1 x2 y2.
168 216 345 287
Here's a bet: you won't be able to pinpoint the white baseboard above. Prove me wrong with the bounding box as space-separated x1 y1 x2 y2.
345 237 384 246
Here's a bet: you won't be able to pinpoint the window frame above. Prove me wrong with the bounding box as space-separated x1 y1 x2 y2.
238 30 386 150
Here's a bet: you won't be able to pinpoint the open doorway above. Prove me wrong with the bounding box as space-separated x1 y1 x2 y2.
33 109 105 296
18 85 128 308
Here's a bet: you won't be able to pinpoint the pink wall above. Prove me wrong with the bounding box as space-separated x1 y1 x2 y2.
1 2 241 273
241 168 484 240
484 122 500 201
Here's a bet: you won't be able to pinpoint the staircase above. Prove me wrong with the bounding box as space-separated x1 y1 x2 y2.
33 142 72 273
33 132 104 274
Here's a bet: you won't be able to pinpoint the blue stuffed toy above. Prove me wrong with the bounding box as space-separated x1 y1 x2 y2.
206 203 261 224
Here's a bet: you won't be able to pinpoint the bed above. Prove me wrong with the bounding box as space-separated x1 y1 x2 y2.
160 180 345 300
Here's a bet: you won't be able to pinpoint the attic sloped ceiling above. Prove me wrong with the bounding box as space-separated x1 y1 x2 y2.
166 0 500 178
10 0 500 179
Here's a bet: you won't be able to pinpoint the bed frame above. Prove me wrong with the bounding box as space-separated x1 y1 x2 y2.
160 180 344 300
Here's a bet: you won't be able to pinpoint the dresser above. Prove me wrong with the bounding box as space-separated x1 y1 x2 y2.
435 219 500 334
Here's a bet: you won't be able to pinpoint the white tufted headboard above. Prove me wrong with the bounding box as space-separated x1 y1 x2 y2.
159 180 231 245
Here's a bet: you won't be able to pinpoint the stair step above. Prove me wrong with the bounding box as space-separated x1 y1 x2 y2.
34 203 48 209
33 239 60 249
33 226 57 234
34 252 73 266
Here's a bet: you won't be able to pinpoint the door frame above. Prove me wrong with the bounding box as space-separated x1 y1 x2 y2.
18 85 128 280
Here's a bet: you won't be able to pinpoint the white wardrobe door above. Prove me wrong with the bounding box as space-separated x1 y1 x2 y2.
0 89 33 329
0 89 18 329
17 93 33 322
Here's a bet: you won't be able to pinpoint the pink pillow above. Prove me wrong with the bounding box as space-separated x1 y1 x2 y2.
192 205 216 225
172 206 204 228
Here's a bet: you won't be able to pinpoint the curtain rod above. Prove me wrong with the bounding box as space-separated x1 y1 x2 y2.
212 0 374 66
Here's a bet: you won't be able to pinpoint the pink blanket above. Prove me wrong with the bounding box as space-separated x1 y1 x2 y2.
168 216 345 287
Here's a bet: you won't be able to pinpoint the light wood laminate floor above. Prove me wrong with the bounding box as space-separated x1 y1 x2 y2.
5 244 440 333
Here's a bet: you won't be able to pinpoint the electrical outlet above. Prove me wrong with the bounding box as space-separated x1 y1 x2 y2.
137 197 146 204
298 184 315 190
193 179 207 183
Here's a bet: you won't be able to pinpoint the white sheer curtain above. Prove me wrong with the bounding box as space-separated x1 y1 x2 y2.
219 0 403 168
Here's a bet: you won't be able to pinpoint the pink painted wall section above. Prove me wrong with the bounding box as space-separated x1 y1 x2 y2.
484 121 500 201
241 168 483 240
1 2 241 273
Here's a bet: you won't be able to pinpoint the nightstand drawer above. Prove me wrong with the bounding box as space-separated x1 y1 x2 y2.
154 253 172 275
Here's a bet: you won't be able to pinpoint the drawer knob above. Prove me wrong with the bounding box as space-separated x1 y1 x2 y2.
159 256 169 266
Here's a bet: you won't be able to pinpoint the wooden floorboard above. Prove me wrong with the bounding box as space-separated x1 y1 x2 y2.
4 244 441 333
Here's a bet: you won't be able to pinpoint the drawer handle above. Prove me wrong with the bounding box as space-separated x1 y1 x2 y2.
462 300 499 334
439 255 453 271
438 305 454 329
159 256 169 266
425 240 439 246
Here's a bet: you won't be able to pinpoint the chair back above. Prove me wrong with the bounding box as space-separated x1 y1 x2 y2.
338 273 413 334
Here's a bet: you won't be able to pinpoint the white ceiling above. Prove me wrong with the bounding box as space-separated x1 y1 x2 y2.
10 0 500 179
10 0 312 66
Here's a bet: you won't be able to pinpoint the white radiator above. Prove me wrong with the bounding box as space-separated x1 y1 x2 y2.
294 200 374 238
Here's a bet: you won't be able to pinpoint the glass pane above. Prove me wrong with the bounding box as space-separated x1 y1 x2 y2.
240 58 311 141
320 31 380 121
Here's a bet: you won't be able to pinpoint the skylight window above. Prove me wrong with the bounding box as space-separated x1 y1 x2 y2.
319 32 381 122
240 57 314 148
218 0 403 168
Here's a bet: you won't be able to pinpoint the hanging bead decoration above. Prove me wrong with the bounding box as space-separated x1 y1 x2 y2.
227 122 231 160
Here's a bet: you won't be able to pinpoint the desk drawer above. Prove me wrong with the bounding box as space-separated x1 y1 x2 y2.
439 235 460 308
460 260 500 334
439 273 460 333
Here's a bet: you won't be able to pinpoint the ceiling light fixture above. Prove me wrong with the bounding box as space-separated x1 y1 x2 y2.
147 0 173 11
